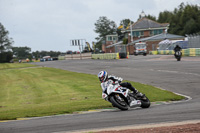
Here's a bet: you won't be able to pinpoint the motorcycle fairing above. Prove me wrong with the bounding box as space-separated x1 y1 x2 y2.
106 84 129 97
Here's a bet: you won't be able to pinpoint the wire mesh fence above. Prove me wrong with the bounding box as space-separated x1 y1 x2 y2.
187 34 200 48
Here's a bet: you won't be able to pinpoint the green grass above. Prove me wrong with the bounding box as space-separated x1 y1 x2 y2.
0 63 37 70
0 63 184 120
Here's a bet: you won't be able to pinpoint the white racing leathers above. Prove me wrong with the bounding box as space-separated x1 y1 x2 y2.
101 75 123 92
100 76 142 109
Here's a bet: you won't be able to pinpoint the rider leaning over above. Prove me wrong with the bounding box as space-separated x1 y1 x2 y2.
98 71 144 98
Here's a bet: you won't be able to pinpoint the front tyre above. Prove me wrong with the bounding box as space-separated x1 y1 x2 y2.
110 94 128 110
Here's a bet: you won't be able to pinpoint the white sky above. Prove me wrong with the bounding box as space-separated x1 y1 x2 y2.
0 0 199 52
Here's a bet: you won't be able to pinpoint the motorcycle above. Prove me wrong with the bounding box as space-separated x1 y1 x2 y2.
102 83 150 110
174 51 182 61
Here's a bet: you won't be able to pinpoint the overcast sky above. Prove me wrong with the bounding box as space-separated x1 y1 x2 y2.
0 0 199 52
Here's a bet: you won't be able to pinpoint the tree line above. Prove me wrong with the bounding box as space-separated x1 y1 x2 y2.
157 3 200 36
94 3 200 50
12 47 61 60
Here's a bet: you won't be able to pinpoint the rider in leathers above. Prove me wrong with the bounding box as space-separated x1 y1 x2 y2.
174 45 182 57
174 45 182 52
98 71 144 98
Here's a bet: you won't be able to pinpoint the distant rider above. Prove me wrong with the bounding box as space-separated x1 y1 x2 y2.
173 45 182 57
174 45 182 52
98 71 144 97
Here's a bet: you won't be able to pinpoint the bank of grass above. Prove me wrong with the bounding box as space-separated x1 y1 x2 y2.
0 63 37 70
0 63 184 120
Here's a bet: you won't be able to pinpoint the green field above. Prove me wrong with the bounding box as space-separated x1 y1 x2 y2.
0 63 184 120
0 63 38 70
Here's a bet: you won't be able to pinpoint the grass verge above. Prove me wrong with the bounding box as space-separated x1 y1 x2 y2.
0 63 184 120
0 63 37 70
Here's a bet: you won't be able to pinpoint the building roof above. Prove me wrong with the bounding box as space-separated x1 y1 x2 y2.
128 33 185 45
127 18 169 31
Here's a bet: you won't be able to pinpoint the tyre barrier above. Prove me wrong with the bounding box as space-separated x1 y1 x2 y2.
58 55 65 60
92 53 120 59
59 53 128 60
149 48 200 56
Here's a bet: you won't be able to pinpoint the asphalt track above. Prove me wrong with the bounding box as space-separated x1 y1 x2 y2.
0 55 200 133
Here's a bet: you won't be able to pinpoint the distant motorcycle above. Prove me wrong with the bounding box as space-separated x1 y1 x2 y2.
102 83 150 110
174 51 182 61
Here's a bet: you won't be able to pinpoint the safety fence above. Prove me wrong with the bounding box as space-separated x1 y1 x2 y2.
187 34 200 48
149 48 200 56
92 53 120 59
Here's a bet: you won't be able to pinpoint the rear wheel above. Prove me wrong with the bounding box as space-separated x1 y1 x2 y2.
110 94 128 110
139 95 151 108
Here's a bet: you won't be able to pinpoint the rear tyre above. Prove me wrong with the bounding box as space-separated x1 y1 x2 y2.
139 95 151 108
110 94 128 110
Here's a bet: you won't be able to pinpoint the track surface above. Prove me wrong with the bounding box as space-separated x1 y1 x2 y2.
0 55 200 133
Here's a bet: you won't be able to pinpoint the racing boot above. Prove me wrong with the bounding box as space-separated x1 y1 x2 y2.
120 82 144 97
134 91 145 98
131 88 144 98
129 86 144 97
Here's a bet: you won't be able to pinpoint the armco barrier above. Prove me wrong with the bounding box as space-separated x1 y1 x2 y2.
150 48 200 56
92 53 120 59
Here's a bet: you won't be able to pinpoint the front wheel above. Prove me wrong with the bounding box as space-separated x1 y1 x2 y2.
139 95 151 108
110 94 128 110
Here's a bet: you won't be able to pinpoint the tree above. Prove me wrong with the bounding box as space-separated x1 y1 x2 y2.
32 50 61 59
157 11 173 23
32 50 40 60
94 16 117 50
12 46 31 59
119 19 133 29
0 23 13 53
0 22 14 63
117 19 134 41
158 3 200 36
145 14 156 21
49 51 61 57
183 18 196 34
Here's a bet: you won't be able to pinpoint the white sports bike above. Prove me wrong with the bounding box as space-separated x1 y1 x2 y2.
102 83 150 110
